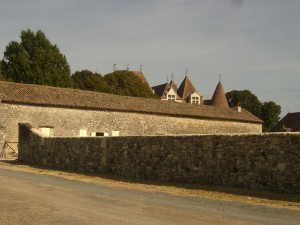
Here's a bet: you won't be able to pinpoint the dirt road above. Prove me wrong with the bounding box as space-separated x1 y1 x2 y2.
0 165 299 225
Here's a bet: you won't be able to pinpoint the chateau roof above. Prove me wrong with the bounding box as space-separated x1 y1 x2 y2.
210 81 229 108
270 112 300 132
152 80 181 100
131 71 148 84
177 76 198 101
169 80 178 92
0 81 262 124
152 83 168 99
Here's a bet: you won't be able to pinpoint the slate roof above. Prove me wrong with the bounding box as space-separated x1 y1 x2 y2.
0 81 262 124
210 81 229 108
152 83 168 99
152 80 182 100
177 76 199 102
270 112 300 132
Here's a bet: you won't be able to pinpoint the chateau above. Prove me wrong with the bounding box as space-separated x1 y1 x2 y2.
270 112 300 132
152 73 230 110
0 79 262 152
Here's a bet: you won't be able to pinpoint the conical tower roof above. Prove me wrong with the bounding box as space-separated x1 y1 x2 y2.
177 76 197 101
210 81 229 108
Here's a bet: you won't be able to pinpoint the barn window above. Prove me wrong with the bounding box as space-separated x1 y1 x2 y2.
111 131 120 136
79 129 87 137
39 126 53 136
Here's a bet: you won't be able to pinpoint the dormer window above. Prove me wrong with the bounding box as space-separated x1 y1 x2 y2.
167 94 175 101
191 96 199 104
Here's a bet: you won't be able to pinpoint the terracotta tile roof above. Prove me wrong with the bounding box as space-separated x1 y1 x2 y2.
169 80 178 93
0 81 262 124
177 76 199 102
204 99 211 105
131 71 148 84
210 81 229 108
270 112 300 132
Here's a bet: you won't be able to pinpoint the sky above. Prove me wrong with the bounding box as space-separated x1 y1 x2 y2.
0 0 299 117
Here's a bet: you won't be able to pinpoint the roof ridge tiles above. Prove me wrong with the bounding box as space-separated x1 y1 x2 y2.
0 81 262 124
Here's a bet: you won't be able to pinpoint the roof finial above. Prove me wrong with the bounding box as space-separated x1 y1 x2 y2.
113 63 117 71
185 68 188 76
127 64 130 70
139 64 143 72
171 73 174 81
219 74 222 82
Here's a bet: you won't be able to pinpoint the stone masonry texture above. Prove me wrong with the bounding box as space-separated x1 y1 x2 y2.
0 128 5 157
1 103 262 152
19 123 300 193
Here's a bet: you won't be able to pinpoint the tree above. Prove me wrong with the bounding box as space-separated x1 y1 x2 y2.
2 29 73 87
0 61 4 80
261 101 281 131
72 70 109 92
226 90 281 132
104 70 158 98
0 60 8 81
72 70 158 99
226 90 262 118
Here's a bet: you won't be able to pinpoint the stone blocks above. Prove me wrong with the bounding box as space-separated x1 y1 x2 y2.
18 123 300 193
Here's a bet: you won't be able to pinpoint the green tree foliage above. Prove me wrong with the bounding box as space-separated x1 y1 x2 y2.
226 90 262 117
72 70 157 99
0 61 4 81
226 90 281 131
0 60 10 81
2 29 73 87
261 101 281 131
72 70 109 92
104 70 158 98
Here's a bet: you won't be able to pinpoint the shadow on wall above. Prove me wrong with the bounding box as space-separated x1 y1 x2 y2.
0 128 5 157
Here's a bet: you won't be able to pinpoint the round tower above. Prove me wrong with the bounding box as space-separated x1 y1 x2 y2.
210 81 229 108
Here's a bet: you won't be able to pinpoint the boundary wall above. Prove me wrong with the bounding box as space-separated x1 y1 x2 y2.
18 123 300 193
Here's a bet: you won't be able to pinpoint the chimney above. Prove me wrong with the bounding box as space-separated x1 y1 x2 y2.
236 102 242 113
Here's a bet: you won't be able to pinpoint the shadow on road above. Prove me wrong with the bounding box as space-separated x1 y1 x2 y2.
1 157 299 205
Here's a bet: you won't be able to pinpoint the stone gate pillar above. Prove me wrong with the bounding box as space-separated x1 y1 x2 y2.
0 127 5 157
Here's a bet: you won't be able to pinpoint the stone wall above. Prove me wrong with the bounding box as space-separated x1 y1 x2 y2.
19 123 300 193
0 103 262 152
0 127 5 157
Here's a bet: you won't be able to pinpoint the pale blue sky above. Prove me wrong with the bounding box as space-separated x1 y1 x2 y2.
1 0 299 117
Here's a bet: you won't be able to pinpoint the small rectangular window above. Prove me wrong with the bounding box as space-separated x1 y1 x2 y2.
111 131 120 136
191 97 199 104
168 94 175 101
79 129 87 137
39 127 53 136
96 132 109 137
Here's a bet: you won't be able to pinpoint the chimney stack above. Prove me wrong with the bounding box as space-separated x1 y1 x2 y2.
236 102 242 113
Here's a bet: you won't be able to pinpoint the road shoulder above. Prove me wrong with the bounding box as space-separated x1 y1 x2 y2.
0 158 299 211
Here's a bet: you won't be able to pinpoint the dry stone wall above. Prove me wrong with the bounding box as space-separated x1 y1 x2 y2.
19 123 300 193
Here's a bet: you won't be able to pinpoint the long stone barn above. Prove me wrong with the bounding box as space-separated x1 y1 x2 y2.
0 81 262 152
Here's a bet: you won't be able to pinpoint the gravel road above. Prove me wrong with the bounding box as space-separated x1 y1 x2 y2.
0 167 299 225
